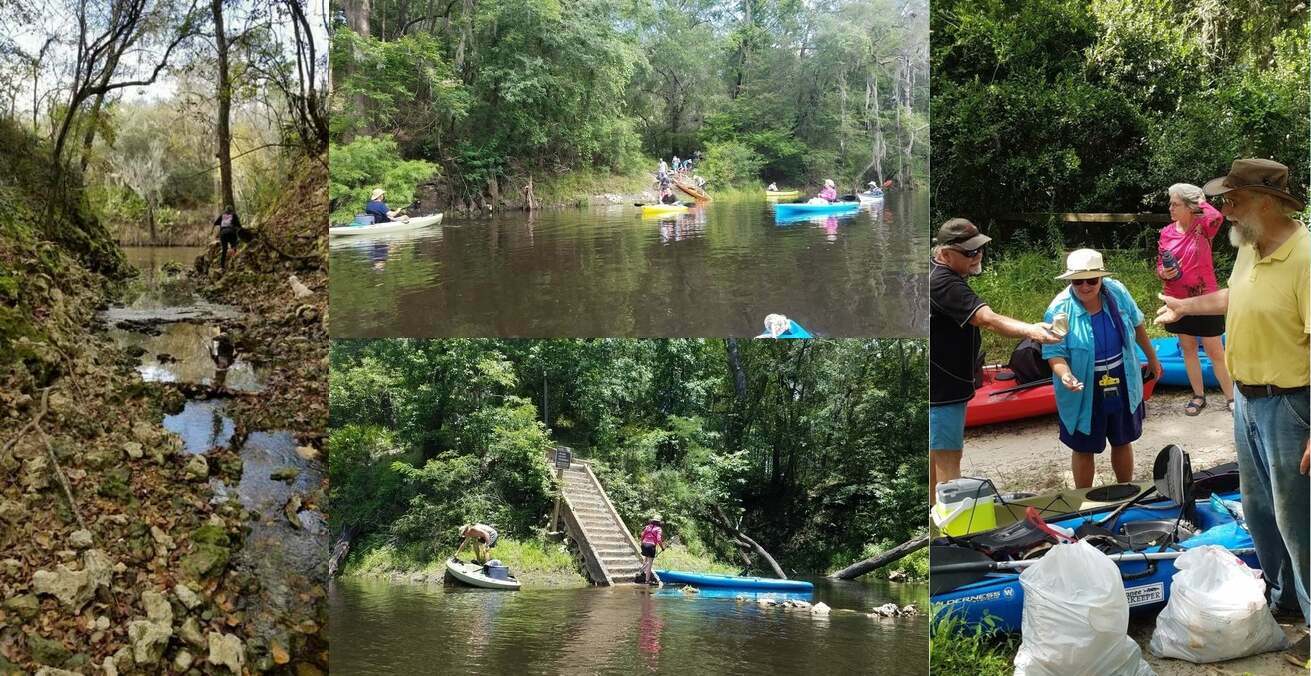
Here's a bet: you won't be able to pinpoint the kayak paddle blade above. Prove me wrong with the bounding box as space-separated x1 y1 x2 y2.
928 545 997 595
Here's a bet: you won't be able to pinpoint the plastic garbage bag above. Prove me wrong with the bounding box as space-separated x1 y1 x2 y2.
1013 541 1155 676
1148 545 1289 663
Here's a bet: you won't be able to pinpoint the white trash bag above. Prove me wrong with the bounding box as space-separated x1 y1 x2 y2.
1014 541 1155 676
1148 545 1289 662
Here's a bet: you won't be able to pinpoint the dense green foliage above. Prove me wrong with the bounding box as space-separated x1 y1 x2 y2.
329 136 440 223
932 0 1308 235
329 339 928 574
330 0 927 206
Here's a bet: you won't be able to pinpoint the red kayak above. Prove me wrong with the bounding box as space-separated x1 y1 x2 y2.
965 365 1158 428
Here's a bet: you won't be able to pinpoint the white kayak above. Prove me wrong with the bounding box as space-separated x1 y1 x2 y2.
329 213 443 237
444 558 521 590
857 193 884 203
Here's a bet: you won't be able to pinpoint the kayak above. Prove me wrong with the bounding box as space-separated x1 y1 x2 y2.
779 320 813 339
640 203 689 216
964 364 1158 428
765 190 800 198
655 570 814 591
857 192 884 203
1136 336 1224 388
772 201 860 217
932 490 1256 633
329 213 443 237
444 558 521 590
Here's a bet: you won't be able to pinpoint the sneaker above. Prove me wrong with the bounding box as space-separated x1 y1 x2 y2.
1284 633 1309 669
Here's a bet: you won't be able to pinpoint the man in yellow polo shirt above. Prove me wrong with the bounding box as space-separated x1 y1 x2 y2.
1157 158 1309 664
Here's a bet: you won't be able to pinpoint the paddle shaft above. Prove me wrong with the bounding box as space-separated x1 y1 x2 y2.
931 547 1256 575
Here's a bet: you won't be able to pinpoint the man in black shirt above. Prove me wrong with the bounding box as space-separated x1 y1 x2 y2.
930 219 1058 503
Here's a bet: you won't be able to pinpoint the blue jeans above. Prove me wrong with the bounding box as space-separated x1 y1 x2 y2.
1233 389 1310 624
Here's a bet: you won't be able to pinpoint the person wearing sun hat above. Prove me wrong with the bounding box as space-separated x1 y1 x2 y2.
929 218 1059 503
638 515 666 585
363 187 409 224
1156 158 1309 661
1042 248 1162 489
817 179 838 202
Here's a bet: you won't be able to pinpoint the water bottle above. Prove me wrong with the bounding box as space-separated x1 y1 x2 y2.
1162 250 1181 278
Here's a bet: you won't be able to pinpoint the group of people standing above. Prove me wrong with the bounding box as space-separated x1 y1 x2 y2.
929 158 1309 655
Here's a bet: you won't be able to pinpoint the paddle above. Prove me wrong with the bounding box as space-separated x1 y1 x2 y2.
929 545 1256 595
633 201 693 208
1094 444 1191 530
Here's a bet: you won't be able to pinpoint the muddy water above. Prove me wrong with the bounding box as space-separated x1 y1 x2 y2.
329 194 929 337
330 576 929 674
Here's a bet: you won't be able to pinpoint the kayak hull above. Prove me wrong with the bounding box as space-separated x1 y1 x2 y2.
1138 336 1223 388
780 320 813 339
772 202 861 217
444 558 521 590
765 190 800 199
330 213 443 237
655 570 814 591
932 491 1256 633
965 364 1159 428
857 193 884 203
640 204 689 217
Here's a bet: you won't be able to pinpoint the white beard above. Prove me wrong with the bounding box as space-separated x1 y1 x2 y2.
1228 219 1260 247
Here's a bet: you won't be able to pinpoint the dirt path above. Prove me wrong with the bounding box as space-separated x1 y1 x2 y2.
962 388 1306 675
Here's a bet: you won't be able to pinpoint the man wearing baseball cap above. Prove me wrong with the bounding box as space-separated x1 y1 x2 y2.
930 218 1059 503
1156 158 1309 662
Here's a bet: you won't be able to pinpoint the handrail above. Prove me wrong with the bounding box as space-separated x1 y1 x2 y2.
579 462 644 570
559 489 612 585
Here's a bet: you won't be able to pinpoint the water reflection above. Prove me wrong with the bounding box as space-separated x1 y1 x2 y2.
330 194 929 337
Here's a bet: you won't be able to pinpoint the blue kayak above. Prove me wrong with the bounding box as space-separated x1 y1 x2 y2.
779 320 812 339
772 201 861 217
1136 335 1225 388
932 490 1256 633
655 570 815 591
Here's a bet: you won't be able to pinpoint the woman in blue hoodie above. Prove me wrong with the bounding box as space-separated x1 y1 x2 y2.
1043 249 1162 488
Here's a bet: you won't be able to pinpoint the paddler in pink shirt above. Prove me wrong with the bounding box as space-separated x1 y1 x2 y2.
1156 182 1235 415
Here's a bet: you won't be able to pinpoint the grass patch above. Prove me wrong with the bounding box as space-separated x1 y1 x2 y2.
655 542 739 575
531 165 657 205
342 534 589 588
930 611 1020 676
969 248 1235 362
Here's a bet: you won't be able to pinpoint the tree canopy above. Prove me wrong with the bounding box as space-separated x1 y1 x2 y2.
329 338 927 574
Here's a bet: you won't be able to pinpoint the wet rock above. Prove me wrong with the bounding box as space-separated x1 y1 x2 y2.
901 604 919 616
3 593 39 620
68 529 93 549
27 634 70 666
184 454 209 480
173 583 201 610
270 640 291 665
123 442 144 460
294 445 319 461
126 619 172 665
181 543 230 580
887 570 908 583
284 494 303 528
174 650 194 671
32 548 113 612
180 617 207 649
207 632 245 673
812 602 831 615
270 467 300 482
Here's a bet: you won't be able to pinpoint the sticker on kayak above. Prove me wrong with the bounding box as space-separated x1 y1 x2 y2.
938 586 1016 606
1125 583 1165 607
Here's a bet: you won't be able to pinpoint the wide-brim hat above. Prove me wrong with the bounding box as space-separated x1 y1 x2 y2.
1056 248 1114 280
370 188 386 200
649 514 662 523
935 218 991 250
824 179 835 187
1203 159 1304 211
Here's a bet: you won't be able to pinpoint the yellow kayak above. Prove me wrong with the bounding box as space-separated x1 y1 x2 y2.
640 203 689 216
765 190 800 198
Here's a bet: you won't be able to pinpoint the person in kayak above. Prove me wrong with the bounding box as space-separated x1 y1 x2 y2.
1156 159 1309 663
364 188 409 224
638 515 666 584
455 523 499 564
1157 183 1234 415
1043 249 1162 489
658 187 678 205
930 219 1059 504
767 182 779 191
818 179 838 202
213 205 241 271
864 181 884 198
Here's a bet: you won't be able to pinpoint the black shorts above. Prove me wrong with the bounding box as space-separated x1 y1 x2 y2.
641 543 657 558
219 229 239 245
1163 314 1225 338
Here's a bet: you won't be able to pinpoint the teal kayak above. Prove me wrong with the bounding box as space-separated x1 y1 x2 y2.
780 320 812 339
772 201 860 217
1135 336 1224 388
654 570 814 591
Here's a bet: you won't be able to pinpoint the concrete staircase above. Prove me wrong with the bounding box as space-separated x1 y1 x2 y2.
553 460 643 585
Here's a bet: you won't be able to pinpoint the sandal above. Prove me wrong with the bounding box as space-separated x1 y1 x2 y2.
1184 395 1206 416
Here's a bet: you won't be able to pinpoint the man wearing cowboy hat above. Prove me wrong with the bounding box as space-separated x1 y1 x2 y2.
1157 159 1309 654
364 188 409 224
929 218 1060 503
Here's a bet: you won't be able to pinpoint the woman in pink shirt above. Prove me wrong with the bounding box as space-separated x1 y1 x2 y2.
818 179 837 202
1157 183 1234 415
638 515 665 584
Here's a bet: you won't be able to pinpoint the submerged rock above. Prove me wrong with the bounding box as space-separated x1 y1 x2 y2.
270 467 300 482
812 602 831 615
32 548 113 612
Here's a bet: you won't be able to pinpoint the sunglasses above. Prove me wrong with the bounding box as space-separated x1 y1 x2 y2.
950 246 984 258
1070 278 1101 286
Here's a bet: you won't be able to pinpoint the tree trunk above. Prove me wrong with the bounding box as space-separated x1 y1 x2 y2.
78 50 123 172
212 0 235 211
708 504 787 579
147 203 157 246
830 535 928 580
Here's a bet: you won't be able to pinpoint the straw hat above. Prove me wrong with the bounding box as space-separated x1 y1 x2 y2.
1203 159 1304 211
824 179 835 188
370 188 386 201
1056 249 1113 280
